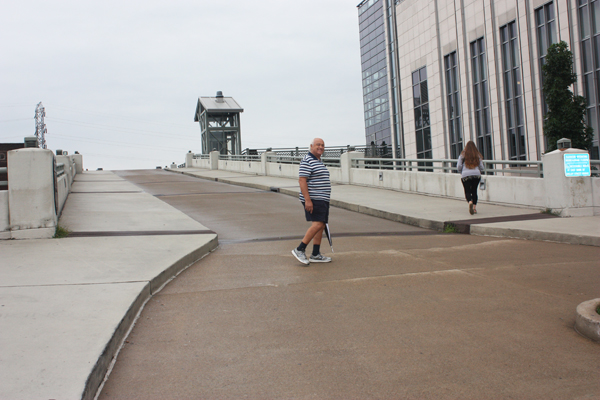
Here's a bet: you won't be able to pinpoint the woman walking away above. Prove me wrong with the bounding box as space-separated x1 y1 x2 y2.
457 140 484 215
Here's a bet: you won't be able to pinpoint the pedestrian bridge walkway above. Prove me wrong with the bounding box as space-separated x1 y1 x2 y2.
0 168 598 400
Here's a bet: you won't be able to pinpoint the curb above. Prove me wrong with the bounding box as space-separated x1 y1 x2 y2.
84 235 218 400
575 298 600 343
470 225 600 247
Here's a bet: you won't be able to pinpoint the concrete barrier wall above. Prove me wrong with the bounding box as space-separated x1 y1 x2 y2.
191 157 211 169
56 155 77 216
56 174 69 217
480 175 546 207
0 191 9 239
329 167 342 183
183 149 598 215
1 149 80 239
217 160 261 175
265 162 299 179
594 177 600 208
7 149 57 239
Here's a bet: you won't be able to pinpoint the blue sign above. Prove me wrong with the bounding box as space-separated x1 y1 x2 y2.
564 153 591 177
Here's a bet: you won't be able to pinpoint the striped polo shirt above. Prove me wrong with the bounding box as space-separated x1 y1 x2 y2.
299 152 331 202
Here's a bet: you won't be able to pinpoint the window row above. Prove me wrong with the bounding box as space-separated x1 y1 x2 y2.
360 22 385 48
359 0 382 20
363 69 386 87
362 38 386 58
363 73 388 96
362 59 387 79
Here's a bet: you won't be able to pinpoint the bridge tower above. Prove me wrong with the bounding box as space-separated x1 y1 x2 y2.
194 91 244 155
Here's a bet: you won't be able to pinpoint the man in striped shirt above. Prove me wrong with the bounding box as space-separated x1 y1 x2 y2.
291 138 332 265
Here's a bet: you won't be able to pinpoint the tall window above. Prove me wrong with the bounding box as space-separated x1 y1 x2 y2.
471 38 493 160
536 2 557 120
444 52 463 159
578 0 600 159
501 21 527 160
412 67 432 168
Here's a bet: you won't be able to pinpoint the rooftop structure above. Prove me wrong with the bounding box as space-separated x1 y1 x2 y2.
194 91 244 155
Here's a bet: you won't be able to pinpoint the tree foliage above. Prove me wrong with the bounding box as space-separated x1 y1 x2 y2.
542 41 593 151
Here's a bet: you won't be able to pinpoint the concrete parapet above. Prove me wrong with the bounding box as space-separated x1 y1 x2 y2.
8 148 57 239
261 152 275 176
182 147 599 216
185 152 193 168
543 149 597 216
73 153 83 174
341 151 361 184
0 191 9 239
209 151 219 170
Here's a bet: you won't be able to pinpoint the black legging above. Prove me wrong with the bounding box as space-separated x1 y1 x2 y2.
461 176 481 205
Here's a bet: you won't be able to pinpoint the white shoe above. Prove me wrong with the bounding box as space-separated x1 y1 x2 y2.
292 248 310 265
309 253 332 263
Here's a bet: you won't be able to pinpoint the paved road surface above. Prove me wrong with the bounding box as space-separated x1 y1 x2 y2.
98 170 599 399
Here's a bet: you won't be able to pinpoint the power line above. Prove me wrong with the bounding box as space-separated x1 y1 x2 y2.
50 132 187 152
50 105 192 128
46 117 196 139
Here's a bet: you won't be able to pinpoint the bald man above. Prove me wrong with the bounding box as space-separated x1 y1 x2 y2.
291 138 332 265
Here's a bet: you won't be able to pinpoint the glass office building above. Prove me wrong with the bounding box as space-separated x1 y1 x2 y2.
357 0 401 157
357 0 599 161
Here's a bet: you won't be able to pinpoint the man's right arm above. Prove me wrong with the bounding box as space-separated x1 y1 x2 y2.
299 177 313 213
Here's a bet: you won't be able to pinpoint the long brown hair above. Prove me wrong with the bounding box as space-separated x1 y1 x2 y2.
461 141 482 169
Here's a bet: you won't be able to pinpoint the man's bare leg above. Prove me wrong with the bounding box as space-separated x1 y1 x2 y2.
301 221 325 246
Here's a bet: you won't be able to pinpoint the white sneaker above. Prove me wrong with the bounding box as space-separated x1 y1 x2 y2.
292 248 310 265
309 253 332 263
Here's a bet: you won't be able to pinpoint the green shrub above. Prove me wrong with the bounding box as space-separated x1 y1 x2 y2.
444 223 460 234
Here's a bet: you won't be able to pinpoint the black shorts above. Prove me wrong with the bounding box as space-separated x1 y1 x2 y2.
302 200 330 223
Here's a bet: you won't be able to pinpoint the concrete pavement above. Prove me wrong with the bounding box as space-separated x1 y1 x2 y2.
0 167 598 400
100 169 600 399
171 167 600 247
0 171 217 400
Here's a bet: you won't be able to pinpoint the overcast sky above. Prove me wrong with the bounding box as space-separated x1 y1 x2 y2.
0 0 366 170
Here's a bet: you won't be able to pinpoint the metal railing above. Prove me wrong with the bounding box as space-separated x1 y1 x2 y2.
591 160 600 177
350 158 544 177
351 158 456 172
219 154 261 162
482 160 543 177
265 155 341 168
199 147 600 179
242 144 396 159
266 155 302 165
